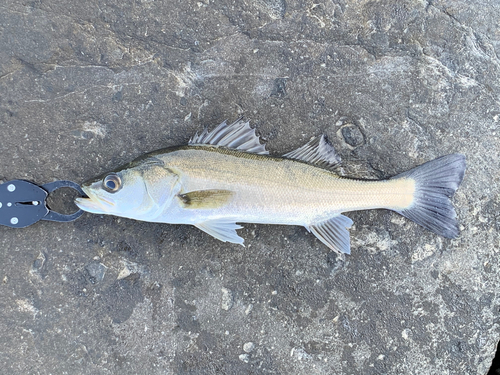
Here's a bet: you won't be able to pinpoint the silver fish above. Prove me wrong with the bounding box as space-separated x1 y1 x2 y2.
75 119 466 254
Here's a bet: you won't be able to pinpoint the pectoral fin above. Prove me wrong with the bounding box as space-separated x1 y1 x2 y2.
178 189 234 209
309 215 353 254
195 220 244 245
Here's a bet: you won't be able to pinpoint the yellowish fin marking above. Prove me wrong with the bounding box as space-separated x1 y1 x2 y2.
179 189 234 209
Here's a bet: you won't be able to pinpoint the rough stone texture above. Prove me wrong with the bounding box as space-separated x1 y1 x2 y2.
0 0 499 374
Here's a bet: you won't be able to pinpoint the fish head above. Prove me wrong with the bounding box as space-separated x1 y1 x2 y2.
75 157 180 219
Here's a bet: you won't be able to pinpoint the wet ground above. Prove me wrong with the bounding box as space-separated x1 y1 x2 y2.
1 0 499 374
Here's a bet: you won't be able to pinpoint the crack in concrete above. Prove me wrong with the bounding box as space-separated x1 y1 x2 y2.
23 80 161 103
0 5 30 16
0 69 21 82
425 1 500 68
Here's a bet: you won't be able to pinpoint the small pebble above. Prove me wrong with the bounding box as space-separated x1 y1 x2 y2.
221 288 233 311
244 304 253 315
243 342 255 353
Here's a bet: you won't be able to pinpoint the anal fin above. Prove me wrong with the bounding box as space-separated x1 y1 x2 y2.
309 215 353 254
195 220 244 245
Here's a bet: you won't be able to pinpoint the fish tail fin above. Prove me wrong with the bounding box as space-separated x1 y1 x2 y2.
391 154 466 238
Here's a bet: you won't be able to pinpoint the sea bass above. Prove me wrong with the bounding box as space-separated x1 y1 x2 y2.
75 119 466 254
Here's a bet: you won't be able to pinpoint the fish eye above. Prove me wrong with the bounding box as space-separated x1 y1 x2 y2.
103 174 122 193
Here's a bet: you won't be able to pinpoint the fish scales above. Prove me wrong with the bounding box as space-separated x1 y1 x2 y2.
75 119 466 254
160 147 415 225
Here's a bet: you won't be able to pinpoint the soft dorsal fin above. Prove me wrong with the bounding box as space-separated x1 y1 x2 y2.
189 119 268 155
308 215 353 254
283 135 340 169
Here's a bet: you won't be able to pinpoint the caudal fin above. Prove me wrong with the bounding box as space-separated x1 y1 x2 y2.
392 154 466 238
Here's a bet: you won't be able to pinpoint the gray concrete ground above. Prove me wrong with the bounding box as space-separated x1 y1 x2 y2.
0 0 499 374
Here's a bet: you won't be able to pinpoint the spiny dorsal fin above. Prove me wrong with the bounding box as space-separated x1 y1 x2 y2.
189 118 268 155
308 214 353 254
283 135 340 169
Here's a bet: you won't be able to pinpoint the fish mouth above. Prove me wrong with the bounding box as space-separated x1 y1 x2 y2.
74 186 115 214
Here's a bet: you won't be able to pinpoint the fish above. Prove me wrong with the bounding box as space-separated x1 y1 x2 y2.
75 119 466 254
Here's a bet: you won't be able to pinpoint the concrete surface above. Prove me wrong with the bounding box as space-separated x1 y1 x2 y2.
0 0 499 374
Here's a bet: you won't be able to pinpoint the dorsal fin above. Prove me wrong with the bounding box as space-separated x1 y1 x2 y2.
283 135 341 169
189 119 268 155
